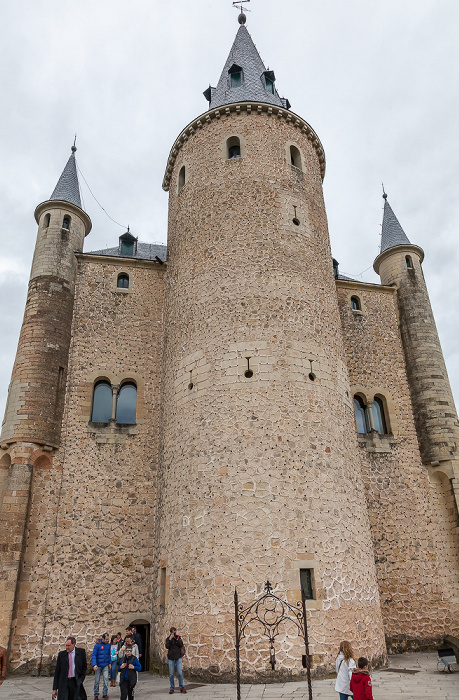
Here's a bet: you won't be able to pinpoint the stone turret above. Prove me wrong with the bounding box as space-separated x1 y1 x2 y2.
374 194 459 493
156 17 386 679
0 148 91 651
1 147 91 448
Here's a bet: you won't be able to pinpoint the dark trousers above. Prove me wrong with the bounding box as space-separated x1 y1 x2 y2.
120 679 135 700
67 678 78 700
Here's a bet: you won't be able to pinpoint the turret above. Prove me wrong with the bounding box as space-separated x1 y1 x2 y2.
374 193 459 469
1 147 91 448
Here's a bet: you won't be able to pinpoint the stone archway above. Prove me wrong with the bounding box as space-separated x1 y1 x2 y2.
128 618 150 671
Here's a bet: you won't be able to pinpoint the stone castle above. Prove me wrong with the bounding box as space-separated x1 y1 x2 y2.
1 13 458 680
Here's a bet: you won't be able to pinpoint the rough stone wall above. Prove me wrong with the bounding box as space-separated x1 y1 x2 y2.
337 280 459 650
7 255 165 672
156 109 387 681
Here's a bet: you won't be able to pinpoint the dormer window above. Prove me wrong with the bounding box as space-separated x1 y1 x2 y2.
263 70 276 95
119 231 137 258
229 63 243 88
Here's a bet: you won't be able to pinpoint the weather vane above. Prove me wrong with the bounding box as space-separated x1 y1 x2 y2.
233 0 251 13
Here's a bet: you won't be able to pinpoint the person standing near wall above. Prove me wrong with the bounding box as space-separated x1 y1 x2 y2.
165 627 186 694
91 633 111 700
335 640 356 700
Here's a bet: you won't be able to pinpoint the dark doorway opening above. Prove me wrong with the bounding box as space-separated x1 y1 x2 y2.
129 621 150 671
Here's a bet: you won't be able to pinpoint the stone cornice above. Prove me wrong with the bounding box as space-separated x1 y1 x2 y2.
76 252 166 270
335 278 395 294
35 199 92 237
162 102 326 191
373 244 424 274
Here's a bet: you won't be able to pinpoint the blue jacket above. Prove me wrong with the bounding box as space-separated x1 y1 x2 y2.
118 654 141 683
91 641 112 668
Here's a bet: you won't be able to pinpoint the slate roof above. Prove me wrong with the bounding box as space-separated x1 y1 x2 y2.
208 24 287 110
49 151 83 209
380 196 411 253
87 242 167 262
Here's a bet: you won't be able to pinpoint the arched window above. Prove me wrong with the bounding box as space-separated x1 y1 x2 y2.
44 213 51 228
405 255 413 269
354 396 370 434
62 216 71 230
91 381 112 423
227 136 241 159
117 273 129 289
290 145 302 170
371 397 388 435
116 383 137 424
178 165 186 192
351 296 361 311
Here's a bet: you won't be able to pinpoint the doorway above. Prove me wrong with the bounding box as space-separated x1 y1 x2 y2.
129 621 150 671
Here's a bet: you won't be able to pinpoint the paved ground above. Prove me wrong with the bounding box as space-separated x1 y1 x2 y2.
1 652 458 699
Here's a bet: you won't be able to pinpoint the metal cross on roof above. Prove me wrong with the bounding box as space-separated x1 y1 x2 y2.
232 0 251 12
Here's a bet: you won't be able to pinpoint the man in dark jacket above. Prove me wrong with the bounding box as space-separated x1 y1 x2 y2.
52 636 87 700
118 648 141 700
91 633 111 700
0 645 6 686
165 627 186 694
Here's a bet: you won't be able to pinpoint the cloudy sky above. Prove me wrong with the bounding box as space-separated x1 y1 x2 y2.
1 0 459 418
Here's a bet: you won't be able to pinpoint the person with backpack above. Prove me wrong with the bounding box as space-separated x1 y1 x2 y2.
165 627 186 694
335 640 356 699
118 647 141 700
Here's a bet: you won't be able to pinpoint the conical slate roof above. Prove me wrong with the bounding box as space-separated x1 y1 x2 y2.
49 150 82 209
207 23 286 110
380 195 411 253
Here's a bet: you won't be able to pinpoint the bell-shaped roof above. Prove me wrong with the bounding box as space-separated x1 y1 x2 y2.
380 194 411 253
49 148 83 209
206 22 287 110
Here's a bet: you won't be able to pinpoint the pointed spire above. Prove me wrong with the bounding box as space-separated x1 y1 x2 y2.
380 193 411 253
207 23 287 110
49 147 83 209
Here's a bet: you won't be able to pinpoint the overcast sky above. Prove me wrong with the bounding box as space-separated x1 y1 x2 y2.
1 0 459 419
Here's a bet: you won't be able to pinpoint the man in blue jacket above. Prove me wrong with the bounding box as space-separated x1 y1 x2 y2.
91 633 111 700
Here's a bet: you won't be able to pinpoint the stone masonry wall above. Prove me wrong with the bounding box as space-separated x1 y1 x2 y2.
156 108 387 681
337 280 459 650
8 254 165 672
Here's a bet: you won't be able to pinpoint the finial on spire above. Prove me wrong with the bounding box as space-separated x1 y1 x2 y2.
382 183 387 199
233 0 250 24
72 134 77 153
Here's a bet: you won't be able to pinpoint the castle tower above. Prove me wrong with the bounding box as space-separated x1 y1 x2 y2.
0 148 91 649
374 194 459 505
155 16 386 678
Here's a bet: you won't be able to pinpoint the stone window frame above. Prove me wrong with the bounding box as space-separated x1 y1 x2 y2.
286 141 304 172
348 292 364 316
177 162 188 194
352 384 398 437
222 133 247 161
290 558 322 611
113 268 133 294
62 215 71 231
85 371 145 428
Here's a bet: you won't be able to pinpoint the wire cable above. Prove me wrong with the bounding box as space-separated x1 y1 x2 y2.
76 162 128 230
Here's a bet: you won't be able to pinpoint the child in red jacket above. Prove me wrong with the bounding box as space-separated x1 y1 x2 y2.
350 657 373 700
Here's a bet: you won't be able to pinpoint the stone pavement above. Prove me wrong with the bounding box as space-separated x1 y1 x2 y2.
0 653 458 700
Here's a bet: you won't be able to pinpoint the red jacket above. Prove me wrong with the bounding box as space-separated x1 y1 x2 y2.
350 669 373 700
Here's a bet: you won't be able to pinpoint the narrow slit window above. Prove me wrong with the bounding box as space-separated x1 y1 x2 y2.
159 567 167 608
351 296 361 311
372 397 388 435
44 213 51 228
116 382 137 424
91 381 112 423
290 145 302 170
354 395 370 434
117 273 129 289
406 255 413 269
62 216 71 230
178 165 186 192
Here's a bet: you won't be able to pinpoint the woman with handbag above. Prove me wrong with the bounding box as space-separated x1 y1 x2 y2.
335 640 356 700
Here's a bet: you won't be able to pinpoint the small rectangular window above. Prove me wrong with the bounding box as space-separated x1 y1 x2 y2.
231 72 242 88
300 568 314 600
120 240 134 256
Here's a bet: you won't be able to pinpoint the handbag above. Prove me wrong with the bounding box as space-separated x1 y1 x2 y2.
180 645 186 657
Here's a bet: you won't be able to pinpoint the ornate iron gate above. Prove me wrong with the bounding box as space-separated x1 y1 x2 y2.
234 581 313 700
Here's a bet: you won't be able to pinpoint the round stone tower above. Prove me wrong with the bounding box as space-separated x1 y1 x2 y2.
374 195 459 469
0 147 91 449
155 19 386 678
